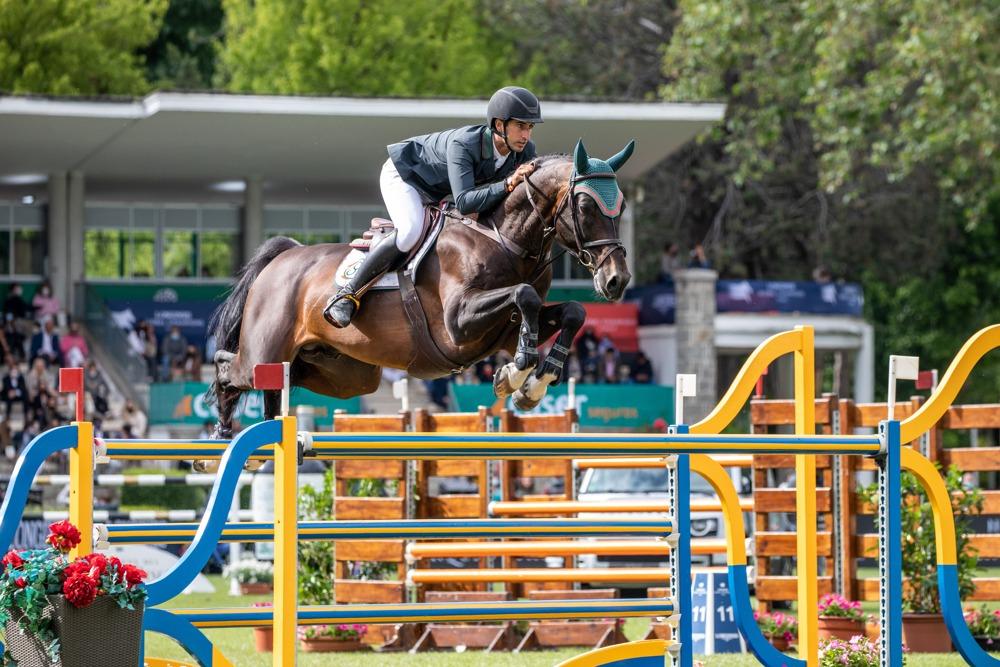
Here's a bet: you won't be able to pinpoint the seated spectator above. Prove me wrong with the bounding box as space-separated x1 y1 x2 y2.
182 344 203 382
161 326 188 381
197 419 214 440
138 321 158 382
617 363 633 384
25 357 55 398
31 280 61 326
59 322 89 368
20 419 43 455
29 319 63 367
599 347 619 384
575 327 599 366
2 357 30 420
3 283 34 344
474 356 496 384
84 360 110 418
659 242 682 283
3 316 23 363
0 418 12 458
121 400 147 438
630 351 654 384
29 382 60 425
687 243 711 269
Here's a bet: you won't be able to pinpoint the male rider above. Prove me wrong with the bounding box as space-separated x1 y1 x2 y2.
323 86 543 328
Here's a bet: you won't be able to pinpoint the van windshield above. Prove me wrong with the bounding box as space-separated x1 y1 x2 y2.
581 468 716 495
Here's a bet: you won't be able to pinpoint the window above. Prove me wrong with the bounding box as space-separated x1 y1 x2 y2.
84 204 239 280
264 205 386 246
0 203 45 277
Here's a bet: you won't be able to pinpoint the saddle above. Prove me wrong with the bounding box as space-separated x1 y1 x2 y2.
333 207 465 378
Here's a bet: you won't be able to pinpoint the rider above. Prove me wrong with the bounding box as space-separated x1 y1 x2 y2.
323 86 543 328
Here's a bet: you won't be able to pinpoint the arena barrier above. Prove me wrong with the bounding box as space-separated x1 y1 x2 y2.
3 325 1000 666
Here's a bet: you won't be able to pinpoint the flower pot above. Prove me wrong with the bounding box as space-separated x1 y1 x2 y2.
817 616 865 641
240 582 273 595
299 637 367 652
4 595 143 667
902 613 952 653
253 626 273 652
767 636 790 651
974 635 999 652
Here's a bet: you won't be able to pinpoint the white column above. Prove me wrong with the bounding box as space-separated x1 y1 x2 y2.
46 172 69 307
66 172 85 316
243 176 263 263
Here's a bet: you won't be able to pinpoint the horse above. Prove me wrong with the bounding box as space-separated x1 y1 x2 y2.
206 140 634 439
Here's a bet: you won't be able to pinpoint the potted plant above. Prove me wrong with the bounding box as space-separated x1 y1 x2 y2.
817 593 866 641
860 466 982 653
224 559 274 595
251 601 273 652
819 635 900 667
754 610 797 651
298 623 369 652
964 604 1000 651
0 520 148 667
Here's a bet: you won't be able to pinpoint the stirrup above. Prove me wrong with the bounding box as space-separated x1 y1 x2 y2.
323 291 361 328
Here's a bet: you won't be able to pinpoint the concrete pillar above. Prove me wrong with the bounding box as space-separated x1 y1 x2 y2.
66 171 85 316
620 186 637 279
854 322 875 403
243 176 263 263
46 172 69 307
674 268 717 422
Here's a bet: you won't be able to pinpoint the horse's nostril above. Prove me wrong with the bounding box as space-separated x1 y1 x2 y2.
607 276 619 292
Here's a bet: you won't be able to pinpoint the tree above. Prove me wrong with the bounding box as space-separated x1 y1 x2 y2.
0 0 167 95
218 0 512 97
144 0 224 90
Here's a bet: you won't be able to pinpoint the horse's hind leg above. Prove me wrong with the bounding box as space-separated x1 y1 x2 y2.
514 301 586 410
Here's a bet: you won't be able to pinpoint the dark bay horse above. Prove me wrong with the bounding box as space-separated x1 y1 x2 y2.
207 140 634 438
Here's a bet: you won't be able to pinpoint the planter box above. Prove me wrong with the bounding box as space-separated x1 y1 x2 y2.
817 616 865 642
902 613 952 653
300 637 367 653
239 582 273 595
253 626 273 653
4 596 143 667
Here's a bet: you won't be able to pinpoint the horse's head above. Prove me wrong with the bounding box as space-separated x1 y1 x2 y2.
541 140 634 301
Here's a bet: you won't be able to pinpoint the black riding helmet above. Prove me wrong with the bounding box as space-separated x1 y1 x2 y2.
487 86 543 153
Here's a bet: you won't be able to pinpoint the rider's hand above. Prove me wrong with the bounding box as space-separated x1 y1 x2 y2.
508 162 536 190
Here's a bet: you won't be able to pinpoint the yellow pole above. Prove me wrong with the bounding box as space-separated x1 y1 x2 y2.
273 416 298 667
794 326 817 666
69 421 93 558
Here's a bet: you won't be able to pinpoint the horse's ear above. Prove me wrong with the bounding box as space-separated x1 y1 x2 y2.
606 140 636 172
574 139 589 174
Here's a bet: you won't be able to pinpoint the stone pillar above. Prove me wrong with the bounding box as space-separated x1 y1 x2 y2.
620 185 637 278
66 172 85 317
46 172 69 307
243 176 263 263
674 269 717 423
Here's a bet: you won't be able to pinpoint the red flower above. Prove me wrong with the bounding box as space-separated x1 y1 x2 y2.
63 573 97 608
46 521 82 553
62 559 91 581
83 553 108 578
122 564 147 588
15 577 26 588
2 550 24 570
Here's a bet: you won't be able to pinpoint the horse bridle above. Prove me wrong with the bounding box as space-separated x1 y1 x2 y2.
524 169 626 274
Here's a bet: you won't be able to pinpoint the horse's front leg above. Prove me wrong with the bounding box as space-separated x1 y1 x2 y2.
513 301 586 410
446 283 542 398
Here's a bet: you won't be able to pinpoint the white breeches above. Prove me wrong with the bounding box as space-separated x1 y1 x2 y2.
380 158 428 252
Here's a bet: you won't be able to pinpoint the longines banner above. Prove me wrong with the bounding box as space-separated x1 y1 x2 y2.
449 383 673 430
149 382 361 428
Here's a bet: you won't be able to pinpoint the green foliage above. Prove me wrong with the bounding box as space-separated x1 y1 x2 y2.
121 483 208 511
298 467 334 605
859 466 982 613
144 0 224 90
0 0 167 95
218 0 512 96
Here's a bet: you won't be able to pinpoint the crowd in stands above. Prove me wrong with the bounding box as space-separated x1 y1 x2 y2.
124 322 204 383
0 281 146 464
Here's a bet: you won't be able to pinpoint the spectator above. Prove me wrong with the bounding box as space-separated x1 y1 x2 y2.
687 243 711 269
30 319 63 367
3 316 23 363
659 242 682 283
161 326 188 381
59 322 89 368
84 360 110 418
597 334 617 357
138 321 158 382
0 418 12 458
630 351 654 384
121 400 147 438
29 382 60 425
575 327 599 366
3 283 34 343
20 419 42 455
25 358 55 399
2 357 30 420
616 363 633 384
599 347 619 384
31 280 61 326
182 344 203 382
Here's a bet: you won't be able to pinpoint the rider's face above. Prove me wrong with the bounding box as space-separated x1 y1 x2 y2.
499 120 534 152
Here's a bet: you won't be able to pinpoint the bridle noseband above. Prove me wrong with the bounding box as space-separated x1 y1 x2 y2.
524 169 626 274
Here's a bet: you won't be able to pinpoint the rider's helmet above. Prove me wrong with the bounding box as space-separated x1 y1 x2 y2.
487 86 544 127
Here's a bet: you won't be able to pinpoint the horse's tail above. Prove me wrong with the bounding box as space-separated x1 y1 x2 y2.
209 236 302 355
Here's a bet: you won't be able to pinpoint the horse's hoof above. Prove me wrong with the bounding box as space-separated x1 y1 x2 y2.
244 459 264 472
493 368 515 398
512 390 541 411
192 459 218 474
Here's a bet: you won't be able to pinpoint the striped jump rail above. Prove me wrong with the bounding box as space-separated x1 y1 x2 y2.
575 454 754 469
405 539 709 560
97 517 675 545
166 598 677 629
406 568 670 585
6 473 253 487
39 509 254 523
488 498 754 516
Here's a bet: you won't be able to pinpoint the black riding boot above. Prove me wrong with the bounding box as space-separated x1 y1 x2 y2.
323 235 407 328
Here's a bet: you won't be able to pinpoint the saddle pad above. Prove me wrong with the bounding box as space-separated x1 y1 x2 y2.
333 213 444 291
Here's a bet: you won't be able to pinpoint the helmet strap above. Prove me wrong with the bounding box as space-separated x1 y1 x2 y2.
494 119 517 155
